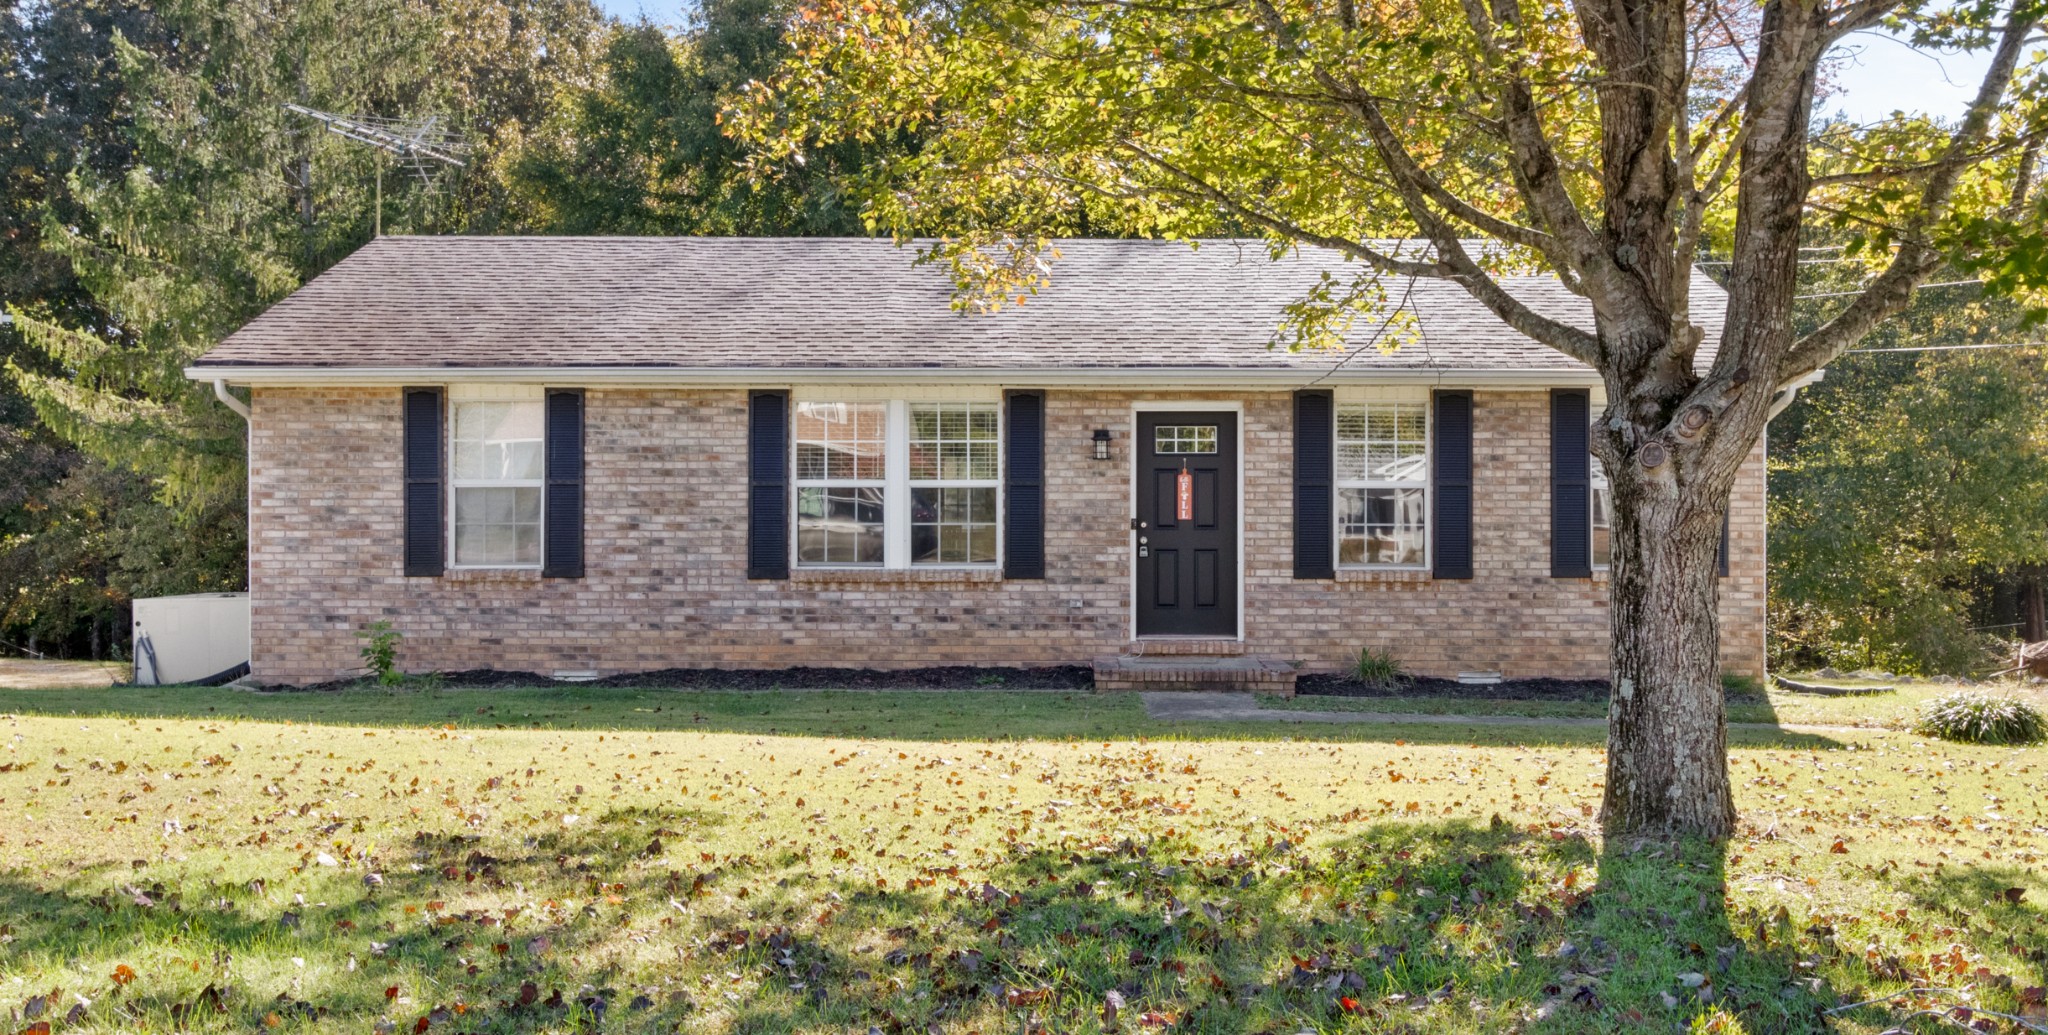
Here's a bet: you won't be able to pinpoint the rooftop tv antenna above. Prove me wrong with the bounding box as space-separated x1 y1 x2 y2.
283 104 471 236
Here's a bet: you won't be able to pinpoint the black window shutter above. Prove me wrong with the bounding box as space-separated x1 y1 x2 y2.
1293 389 1335 579
1717 511 1731 577
1550 389 1593 578
1432 390 1474 580
1004 390 1046 580
402 387 444 577
542 388 585 579
747 390 790 580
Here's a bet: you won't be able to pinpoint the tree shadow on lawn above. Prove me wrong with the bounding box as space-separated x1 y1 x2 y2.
0 684 1850 750
1897 862 2048 987
0 815 1846 1033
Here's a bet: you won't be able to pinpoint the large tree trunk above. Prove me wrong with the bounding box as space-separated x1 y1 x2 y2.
1600 460 1736 839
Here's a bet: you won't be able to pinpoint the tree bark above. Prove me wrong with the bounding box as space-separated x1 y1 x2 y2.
2023 576 2046 644
1600 452 1738 839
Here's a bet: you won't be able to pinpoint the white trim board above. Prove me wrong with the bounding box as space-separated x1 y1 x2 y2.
191 365 1605 390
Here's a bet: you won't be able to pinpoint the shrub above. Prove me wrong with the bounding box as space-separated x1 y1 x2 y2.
1913 692 2045 745
357 620 404 687
1354 647 1405 689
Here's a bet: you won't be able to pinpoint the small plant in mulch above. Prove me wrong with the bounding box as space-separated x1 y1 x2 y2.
356 620 404 687
1913 691 2046 745
1352 646 1406 690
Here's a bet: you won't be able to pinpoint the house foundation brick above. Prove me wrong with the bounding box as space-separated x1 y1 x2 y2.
248 386 1767 685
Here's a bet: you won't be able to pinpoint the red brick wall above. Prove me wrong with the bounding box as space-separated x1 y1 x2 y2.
247 386 1766 684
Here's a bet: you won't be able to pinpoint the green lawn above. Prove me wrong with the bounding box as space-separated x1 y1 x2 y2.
1 684 2044 1034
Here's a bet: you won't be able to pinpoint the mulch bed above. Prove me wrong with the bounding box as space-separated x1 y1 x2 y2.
277 665 1097 693
1295 674 1612 701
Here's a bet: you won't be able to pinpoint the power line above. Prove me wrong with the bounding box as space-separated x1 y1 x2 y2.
1795 278 1982 300
1695 257 1867 267
1841 341 2045 354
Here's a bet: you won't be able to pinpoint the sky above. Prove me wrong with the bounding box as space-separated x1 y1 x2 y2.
1822 29 1995 123
593 0 1991 127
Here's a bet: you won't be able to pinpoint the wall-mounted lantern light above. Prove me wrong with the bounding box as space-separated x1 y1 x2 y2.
1092 428 1112 461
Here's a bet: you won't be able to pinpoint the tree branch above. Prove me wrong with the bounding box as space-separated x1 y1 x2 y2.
1781 4 2038 382
1321 82 1564 258
1448 0 1614 283
1121 143 1603 363
1118 143 1446 278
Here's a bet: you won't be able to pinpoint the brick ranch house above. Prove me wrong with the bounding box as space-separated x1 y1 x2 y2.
188 236 1771 691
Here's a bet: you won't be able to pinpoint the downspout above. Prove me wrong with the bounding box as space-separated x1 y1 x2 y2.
211 379 254 684
1766 369 1824 422
213 378 251 420
1756 367 1823 688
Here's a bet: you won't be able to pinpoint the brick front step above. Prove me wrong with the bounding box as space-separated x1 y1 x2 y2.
1092 654 1297 697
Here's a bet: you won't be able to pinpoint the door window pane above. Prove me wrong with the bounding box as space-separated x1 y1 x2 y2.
1153 425 1218 454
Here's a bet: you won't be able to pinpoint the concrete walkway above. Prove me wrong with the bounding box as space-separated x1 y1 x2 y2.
1140 692 1861 733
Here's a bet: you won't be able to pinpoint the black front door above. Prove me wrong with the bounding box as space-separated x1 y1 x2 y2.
1135 411 1238 637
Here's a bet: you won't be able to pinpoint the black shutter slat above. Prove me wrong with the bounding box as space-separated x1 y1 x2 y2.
542 388 585 579
1293 389 1335 579
1550 389 1593 578
1432 390 1474 580
747 390 790 580
1004 390 1046 580
402 387 443 577
1717 511 1731 577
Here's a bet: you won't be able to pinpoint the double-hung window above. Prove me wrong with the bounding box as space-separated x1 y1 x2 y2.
1590 456 1613 568
908 403 1000 564
449 386 545 568
1588 390 1612 569
794 402 889 564
1336 399 1429 567
794 396 1001 568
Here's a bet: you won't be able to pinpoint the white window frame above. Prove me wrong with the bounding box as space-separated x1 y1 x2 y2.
793 400 890 567
447 384 546 571
1590 388 1612 569
1333 392 1432 570
791 389 1003 570
1590 456 1614 569
905 401 1003 567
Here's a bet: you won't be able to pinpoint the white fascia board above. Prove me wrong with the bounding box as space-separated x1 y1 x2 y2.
186 365 1604 389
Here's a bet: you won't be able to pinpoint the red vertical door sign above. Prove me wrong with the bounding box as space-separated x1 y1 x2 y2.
1176 464 1194 522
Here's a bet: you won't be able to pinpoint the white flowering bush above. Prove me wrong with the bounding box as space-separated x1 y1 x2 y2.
1914 692 2046 745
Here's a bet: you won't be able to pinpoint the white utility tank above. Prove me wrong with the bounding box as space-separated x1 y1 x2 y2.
132 592 250 686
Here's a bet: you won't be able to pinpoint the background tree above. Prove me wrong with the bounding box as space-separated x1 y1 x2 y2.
1767 284 2048 675
0 0 600 657
505 0 886 234
736 0 2048 837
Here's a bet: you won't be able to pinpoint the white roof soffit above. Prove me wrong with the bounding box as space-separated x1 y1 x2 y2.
185 365 1604 389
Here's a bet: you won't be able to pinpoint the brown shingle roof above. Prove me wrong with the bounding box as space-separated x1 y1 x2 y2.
191 236 1727 375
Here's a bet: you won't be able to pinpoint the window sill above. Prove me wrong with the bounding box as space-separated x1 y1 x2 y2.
791 567 1004 587
442 567 544 584
1335 567 1434 583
